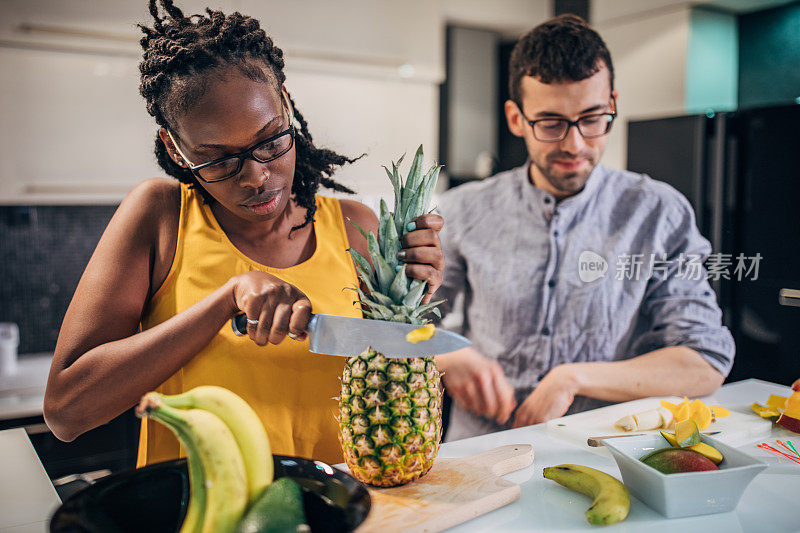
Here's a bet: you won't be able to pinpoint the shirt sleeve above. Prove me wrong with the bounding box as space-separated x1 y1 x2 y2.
631 193 735 376
431 193 468 330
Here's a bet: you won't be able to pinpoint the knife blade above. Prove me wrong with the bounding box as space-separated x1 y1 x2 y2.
587 431 721 447
231 313 471 358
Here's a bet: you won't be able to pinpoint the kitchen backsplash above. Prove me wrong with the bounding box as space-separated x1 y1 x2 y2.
0 205 118 354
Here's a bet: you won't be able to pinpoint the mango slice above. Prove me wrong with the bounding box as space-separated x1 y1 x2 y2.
689 399 713 430
676 401 691 423
771 392 800 433
785 391 800 416
676 419 701 447
660 430 679 446
751 402 780 419
659 398 726 430
688 442 724 464
711 406 730 418
406 323 436 344
659 430 724 464
767 394 789 411
660 400 679 415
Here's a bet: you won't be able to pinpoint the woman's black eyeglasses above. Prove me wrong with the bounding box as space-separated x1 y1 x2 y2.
167 90 295 183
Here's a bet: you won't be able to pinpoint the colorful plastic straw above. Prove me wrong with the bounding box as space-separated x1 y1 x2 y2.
776 440 800 458
757 443 800 465
785 440 799 457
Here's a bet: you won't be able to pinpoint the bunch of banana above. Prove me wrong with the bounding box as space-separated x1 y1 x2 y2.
543 464 630 525
137 386 273 533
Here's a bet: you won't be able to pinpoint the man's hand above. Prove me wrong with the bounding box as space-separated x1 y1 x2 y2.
793 378 800 392
436 347 516 424
512 365 579 428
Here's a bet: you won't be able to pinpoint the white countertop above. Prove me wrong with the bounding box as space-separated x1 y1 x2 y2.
442 379 800 532
0 428 61 532
2 378 798 532
0 353 52 421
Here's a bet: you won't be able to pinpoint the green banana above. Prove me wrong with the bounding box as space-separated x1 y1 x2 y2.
138 393 249 533
543 464 630 525
160 385 274 500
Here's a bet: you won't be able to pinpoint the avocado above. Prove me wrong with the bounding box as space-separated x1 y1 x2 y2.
235 478 310 533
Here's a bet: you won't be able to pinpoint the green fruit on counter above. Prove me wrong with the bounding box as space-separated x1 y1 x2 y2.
235 478 310 533
641 447 719 474
543 464 630 525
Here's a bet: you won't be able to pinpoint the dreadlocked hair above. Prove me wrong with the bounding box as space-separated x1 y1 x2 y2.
138 0 358 232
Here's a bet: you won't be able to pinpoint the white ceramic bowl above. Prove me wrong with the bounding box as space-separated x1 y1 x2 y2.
603 433 767 518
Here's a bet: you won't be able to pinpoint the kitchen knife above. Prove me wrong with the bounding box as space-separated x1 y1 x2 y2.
231 313 471 358
587 431 722 447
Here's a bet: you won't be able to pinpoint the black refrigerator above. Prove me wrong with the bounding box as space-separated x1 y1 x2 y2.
627 104 800 386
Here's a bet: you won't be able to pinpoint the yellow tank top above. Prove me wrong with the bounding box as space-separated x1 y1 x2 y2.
136 184 360 467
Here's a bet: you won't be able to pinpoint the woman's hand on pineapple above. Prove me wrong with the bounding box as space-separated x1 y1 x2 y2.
436 347 517 424
511 365 578 428
400 214 445 304
229 271 312 346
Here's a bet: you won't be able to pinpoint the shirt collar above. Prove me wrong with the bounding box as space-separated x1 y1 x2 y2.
518 160 606 217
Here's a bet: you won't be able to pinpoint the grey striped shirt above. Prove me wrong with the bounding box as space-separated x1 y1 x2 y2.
435 162 735 441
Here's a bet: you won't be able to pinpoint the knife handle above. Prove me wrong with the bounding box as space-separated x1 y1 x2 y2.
231 313 317 337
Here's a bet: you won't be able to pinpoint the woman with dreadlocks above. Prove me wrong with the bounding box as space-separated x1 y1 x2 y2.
43 0 444 466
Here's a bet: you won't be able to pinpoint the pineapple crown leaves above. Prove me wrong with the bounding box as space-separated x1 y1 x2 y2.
348 145 445 325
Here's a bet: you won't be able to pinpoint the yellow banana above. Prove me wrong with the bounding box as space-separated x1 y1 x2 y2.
176 426 206 533
543 464 630 525
161 385 273 500
138 393 249 533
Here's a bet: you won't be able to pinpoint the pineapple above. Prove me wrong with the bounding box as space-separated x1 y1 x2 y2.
339 145 445 487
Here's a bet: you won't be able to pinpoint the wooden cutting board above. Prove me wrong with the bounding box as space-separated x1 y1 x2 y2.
355 444 533 533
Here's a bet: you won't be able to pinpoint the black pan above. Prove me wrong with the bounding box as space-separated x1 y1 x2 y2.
50 455 371 532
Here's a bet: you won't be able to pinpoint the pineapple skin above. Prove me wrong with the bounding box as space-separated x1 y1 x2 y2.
339 348 443 487
338 146 444 488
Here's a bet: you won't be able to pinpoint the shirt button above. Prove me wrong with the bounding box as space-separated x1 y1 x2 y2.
544 197 552 204
548 279 556 288
541 327 550 336
553 230 560 237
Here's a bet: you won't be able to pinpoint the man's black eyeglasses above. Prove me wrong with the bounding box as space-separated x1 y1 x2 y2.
167 90 295 183
518 98 617 142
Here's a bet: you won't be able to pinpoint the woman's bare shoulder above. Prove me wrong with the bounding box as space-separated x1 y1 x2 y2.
338 199 378 261
338 199 379 231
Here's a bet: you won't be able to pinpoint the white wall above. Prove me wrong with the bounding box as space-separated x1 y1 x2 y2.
442 0 549 36
594 4 692 170
0 0 711 203
0 0 551 205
